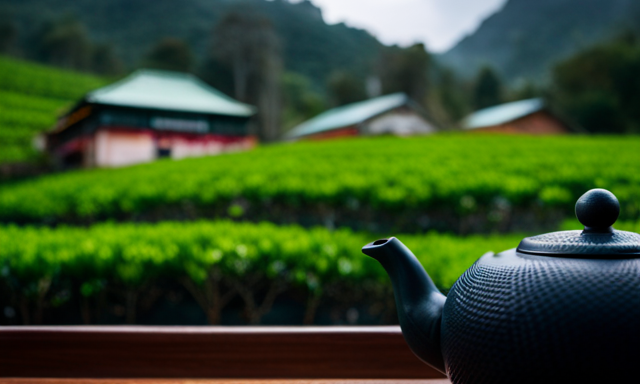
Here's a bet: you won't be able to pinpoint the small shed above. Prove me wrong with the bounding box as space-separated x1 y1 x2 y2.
47 69 256 168
285 93 437 140
461 98 571 134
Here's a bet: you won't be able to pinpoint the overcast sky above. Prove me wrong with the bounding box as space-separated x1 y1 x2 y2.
301 0 508 53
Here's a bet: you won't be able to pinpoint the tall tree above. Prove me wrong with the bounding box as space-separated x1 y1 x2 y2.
379 43 431 102
281 72 325 129
0 20 16 53
212 12 274 103
211 11 282 141
551 33 640 133
143 37 194 73
473 66 503 110
33 15 92 70
257 40 283 142
509 80 541 102
91 43 123 75
327 71 367 107
434 67 471 124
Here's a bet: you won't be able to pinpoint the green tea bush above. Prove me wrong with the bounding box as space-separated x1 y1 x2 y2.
0 220 521 324
0 56 106 100
0 90 68 113
0 106 58 129
0 56 107 164
1 135 638 230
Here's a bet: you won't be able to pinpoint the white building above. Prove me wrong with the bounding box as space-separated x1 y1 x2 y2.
285 93 438 140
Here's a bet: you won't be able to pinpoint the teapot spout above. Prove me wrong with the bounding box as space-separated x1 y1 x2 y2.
362 237 446 373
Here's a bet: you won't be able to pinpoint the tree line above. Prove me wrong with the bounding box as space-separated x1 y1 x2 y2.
1 10 639 137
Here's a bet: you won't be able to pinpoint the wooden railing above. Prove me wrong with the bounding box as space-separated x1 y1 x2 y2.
0 326 447 380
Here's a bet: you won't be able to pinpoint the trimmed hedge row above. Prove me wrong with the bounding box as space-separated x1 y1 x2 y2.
0 56 107 164
0 220 522 325
0 103 59 163
1 135 639 230
0 56 106 100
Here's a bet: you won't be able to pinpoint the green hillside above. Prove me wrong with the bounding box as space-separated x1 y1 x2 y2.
0 56 107 164
2 135 638 232
0 0 382 89
440 0 640 81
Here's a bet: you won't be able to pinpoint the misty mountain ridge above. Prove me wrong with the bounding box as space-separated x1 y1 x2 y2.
4 0 640 90
440 0 640 83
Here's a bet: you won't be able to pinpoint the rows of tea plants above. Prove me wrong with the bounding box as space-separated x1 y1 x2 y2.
1 135 638 227
0 97 59 163
0 220 521 325
0 56 107 163
0 56 106 100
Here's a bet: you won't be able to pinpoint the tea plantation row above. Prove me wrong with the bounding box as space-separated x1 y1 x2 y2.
1 135 638 232
0 56 107 163
0 220 522 325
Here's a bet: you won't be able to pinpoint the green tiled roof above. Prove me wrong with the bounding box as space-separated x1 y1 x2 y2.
286 93 410 138
85 69 256 117
462 98 544 129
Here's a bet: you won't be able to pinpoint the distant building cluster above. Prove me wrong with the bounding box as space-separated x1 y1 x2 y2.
285 95 571 140
47 71 571 169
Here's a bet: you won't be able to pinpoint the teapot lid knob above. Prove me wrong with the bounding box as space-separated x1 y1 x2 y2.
517 188 640 257
575 188 620 233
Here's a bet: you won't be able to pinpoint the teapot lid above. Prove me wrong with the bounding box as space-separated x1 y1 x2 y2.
517 189 640 258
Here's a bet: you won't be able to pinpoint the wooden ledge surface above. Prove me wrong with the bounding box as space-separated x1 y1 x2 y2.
0 380 451 384
0 326 416 335
0 326 446 379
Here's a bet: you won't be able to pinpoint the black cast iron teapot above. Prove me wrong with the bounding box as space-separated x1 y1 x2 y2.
362 189 640 384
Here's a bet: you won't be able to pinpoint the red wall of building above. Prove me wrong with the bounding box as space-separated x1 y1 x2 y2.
302 126 360 140
54 127 256 168
470 111 570 135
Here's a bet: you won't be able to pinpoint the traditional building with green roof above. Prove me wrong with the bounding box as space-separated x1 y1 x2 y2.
47 69 256 168
461 98 572 134
285 93 438 140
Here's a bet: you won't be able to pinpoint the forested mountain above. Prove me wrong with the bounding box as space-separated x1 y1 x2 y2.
0 0 382 88
439 0 640 82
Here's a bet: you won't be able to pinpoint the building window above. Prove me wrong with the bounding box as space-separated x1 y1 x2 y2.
156 137 172 159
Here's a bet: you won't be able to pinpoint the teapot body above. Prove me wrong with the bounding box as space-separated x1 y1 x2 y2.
442 248 640 383
363 189 640 383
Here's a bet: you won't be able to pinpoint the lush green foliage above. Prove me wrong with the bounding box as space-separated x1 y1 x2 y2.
473 66 503 109
143 37 194 73
281 72 325 130
0 56 107 163
1 0 381 90
552 35 640 133
0 55 106 99
0 220 521 323
1 135 638 225
0 220 519 289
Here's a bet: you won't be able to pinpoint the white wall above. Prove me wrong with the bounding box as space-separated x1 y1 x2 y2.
92 129 256 167
95 130 155 167
171 137 255 160
365 110 436 135
171 138 223 160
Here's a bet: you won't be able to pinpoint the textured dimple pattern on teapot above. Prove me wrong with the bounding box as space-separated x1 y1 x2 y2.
441 251 640 384
517 230 640 256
